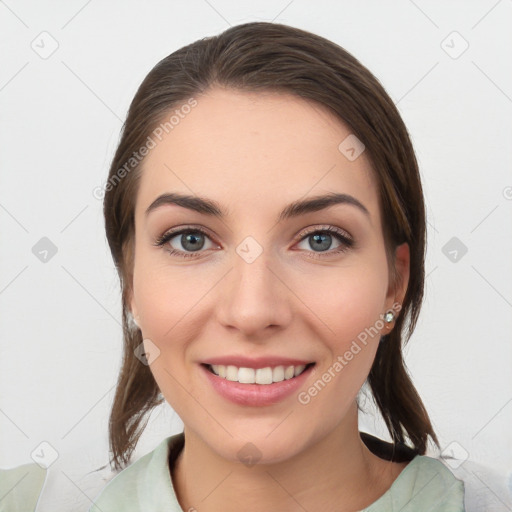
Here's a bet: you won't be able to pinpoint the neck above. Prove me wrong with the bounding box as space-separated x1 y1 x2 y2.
171 405 401 512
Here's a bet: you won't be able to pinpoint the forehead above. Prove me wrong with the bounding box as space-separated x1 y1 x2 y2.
135 87 378 221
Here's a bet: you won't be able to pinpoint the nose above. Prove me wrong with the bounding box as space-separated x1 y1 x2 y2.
215 242 293 338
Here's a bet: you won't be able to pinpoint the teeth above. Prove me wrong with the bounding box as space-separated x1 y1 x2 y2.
209 364 308 384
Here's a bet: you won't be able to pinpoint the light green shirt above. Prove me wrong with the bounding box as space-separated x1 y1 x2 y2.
89 433 465 511
0 463 47 512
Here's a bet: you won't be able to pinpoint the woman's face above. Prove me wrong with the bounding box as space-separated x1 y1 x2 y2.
130 87 409 464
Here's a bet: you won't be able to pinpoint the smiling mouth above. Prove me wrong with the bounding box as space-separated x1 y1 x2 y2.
202 362 315 385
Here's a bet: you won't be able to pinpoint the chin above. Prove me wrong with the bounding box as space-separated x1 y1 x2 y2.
204 430 308 467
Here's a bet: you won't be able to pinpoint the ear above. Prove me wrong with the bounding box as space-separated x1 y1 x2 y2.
129 289 139 321
387 242 410 307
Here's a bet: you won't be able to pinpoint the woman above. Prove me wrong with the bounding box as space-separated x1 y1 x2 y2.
90 21 465 511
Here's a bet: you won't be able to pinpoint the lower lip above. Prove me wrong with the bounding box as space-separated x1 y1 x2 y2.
200 364 315 407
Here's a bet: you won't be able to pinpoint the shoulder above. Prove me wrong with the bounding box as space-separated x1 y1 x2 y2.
88 434 184 512
0 463 47 512
364 455 465 511
405 455 465 496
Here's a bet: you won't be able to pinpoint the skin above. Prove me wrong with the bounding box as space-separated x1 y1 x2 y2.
129 86 410 511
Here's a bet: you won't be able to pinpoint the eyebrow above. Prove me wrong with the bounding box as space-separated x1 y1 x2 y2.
145 192 370 222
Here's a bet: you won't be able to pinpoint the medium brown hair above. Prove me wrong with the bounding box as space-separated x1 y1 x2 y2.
103 21 439 471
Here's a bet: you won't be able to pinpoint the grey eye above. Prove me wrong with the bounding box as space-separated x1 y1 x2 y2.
169 231 211 252
297 232 342 252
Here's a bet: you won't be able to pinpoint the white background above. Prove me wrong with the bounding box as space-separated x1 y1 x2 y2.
0 1 511 510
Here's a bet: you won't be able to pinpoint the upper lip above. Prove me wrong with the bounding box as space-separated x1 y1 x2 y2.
201 356 314 369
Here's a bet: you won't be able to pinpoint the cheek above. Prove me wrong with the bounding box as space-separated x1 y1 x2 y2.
296 261 389 346
296 265 387 418
132 252 201 339
132 259 194 407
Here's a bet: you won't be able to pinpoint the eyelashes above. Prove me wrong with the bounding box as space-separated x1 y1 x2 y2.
153 224 355 260
154 227 216 259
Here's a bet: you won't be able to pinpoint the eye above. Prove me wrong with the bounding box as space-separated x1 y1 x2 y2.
294 225 354 259
154 227 217 259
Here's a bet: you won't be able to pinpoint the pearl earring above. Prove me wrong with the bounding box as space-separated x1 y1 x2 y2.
383 310 395 324
384 310 395 324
